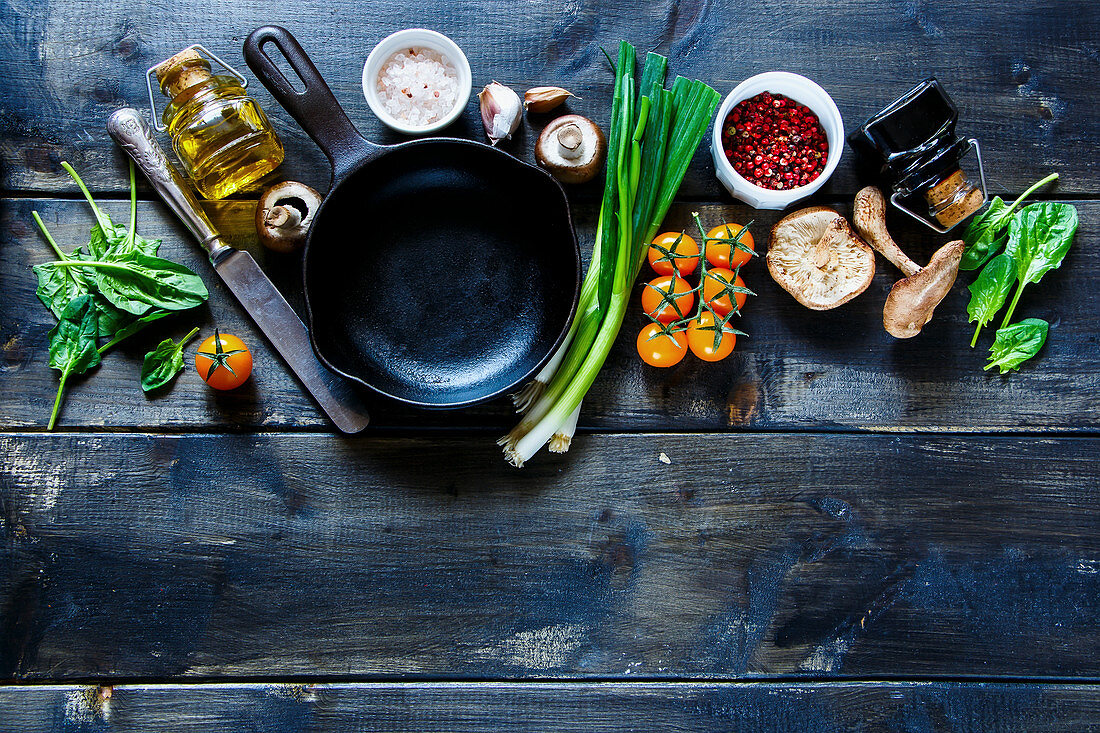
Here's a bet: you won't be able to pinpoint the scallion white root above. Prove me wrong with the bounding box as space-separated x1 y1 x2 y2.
510 316 577 413
549 403 581 453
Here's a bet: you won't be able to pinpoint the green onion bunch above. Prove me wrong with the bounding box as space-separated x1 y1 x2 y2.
500 41 720 466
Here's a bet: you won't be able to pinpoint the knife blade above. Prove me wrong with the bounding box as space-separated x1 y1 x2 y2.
107 107 370 434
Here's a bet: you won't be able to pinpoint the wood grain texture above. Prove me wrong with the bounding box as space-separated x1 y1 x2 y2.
2 682 1100 732
2 432 1097 680
1 0 1098 196
2 198 1097 431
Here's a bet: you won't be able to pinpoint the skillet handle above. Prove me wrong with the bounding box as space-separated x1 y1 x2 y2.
244 26 378 180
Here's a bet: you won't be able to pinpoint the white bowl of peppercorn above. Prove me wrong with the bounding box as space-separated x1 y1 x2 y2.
711 72 843 209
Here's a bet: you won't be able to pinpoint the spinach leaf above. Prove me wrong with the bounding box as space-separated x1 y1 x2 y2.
960 173 1059 271
55 251 209 315
141 327 200 392
985 318 1049 374
966 253 1016 347
960 196 1009 271
33 261 86 320
46 295 102 429
999 202 1078 328
98 310 172 356
1005 202 1079 286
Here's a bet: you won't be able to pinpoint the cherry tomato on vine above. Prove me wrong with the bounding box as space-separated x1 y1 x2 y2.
640 275 694 323
705 223 755 270
636 323 688 367
195 330 252 390
702 267 749 316
687 312 737 362
647 231 699 276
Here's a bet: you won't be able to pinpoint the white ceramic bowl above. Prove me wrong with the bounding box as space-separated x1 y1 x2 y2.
362 28 472 135
711 72 844 210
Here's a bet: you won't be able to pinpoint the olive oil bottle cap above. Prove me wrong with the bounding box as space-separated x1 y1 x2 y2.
154 49 213 98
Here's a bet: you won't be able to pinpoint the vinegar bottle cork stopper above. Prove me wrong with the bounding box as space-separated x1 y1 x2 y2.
926 168 985 229
153 49 213 99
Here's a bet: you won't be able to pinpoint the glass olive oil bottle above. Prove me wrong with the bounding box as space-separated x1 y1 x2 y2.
153 48 284 199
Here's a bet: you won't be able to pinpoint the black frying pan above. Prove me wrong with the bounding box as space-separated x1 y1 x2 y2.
243 26 580 408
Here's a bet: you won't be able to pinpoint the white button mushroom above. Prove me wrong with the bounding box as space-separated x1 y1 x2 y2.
534 114 606 185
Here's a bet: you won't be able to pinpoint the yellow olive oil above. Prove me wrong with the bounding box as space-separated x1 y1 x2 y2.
154 49 284 199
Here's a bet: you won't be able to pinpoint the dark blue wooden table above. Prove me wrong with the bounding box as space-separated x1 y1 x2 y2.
2 1 1098 729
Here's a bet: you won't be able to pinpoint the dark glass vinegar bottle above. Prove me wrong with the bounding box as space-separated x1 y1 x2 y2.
848 78 986 232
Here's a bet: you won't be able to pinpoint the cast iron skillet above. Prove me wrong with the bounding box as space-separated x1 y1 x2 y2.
243 26 580 408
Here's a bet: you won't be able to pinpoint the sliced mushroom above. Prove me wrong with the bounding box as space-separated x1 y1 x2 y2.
767 207 876 310
854 186 963 338
256 181 322 253
535 114 606 184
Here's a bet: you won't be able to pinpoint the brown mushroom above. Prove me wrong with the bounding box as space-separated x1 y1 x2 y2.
766 207 876 310
256 181 323 253
534 114 606 184
854 186 964 338
882 240 964 338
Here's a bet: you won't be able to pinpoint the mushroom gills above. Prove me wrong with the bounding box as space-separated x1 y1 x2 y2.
766 207 875 310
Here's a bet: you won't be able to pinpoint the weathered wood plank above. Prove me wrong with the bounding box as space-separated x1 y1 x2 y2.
1 0 1098 196
2 432 1097 679
2 198 1097 431
2 682 1100 732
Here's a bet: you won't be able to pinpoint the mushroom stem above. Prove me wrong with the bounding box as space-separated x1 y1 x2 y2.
265 204 302 230
557 123 584 160
854 186 920 277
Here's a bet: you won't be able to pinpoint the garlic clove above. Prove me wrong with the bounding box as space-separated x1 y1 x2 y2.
478 81 522 146
524 86 576 113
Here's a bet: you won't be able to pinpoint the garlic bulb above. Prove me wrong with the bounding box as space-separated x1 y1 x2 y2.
479 81 522 145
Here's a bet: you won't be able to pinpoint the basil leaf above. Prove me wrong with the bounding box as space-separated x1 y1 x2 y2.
83 251 209 315
985 318 1049 374
960 196 1009 271
46 295 102 429
966 253 1016 346
140 327 199 392
1005 202 1078 286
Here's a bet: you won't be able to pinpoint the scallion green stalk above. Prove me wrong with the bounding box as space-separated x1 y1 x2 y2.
500 41 719 466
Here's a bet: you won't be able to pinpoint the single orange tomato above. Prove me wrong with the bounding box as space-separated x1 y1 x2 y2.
687 312 737 362
195 330 253 390
636 323 688 367
648 231 699 276
640 275 694 323
705 223 755 270
702 267 749 316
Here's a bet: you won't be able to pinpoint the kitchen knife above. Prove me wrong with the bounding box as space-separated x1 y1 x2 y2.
106 107 371 434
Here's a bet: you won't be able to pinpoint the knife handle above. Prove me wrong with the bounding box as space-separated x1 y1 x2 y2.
106 107 233 263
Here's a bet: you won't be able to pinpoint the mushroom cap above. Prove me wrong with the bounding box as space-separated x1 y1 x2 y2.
766 207 876 310
883 240 964 338
256 181 323 253
535 114 606 184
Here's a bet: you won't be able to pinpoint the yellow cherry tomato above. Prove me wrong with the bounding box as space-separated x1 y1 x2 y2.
636 323 688 367
195 330 252 390
648 231 699 276
705 223 755 270
687 312 736 362
640 275 694 323
702 267 749 316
